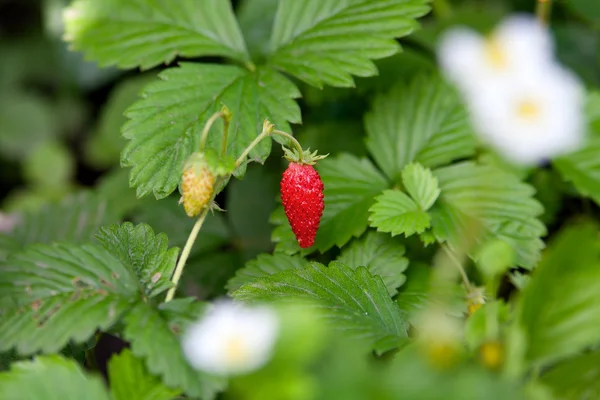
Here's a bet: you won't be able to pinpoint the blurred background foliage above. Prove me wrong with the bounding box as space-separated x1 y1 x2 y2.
1 0 600 395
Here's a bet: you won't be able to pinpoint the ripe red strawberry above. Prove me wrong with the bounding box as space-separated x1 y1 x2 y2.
280 162 325 248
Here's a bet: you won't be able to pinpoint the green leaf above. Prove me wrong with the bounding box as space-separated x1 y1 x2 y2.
121 63 301 198
554 92 600 206
124 300 226 399
517 222 600 366
108 349 181 400
183 251 243 299
365 75 477 182
233 261 408 353
1 192 119 253
540 351 600 400
395 262 431 320
0 355 110 400
96 168 140 218
23 141 74 192
64 0 249 69
0 243 138 355
226 252 308 293
401 163 441 210
268 0 430 88
369 190 431 237
431 162 545 269
336 231 408 296
96 222 179 297
314 154 389 252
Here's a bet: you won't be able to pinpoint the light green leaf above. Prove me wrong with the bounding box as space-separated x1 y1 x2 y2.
0 243 138 355
108 349 181 400
268 0 430 88
431 162 545 269
517 222 600 366
226 252 308 293
401 163 440 210
1 192 119 253
64 0 249 69
0 355 110 400
336 231 408 296
23 141 74 192
365 75 477 182
233 261 408 353
369 190 431 237
540 351 600 400
124 300 226 399
121 63 301 198
314 154 390 252
237 0 278 59
96 222 179 297
554 92 600 206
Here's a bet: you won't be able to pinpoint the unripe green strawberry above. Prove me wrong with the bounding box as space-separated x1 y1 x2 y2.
180 153 215 217
280 162 325 248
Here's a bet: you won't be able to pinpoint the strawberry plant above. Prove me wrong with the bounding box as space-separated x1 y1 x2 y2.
1 0 600 399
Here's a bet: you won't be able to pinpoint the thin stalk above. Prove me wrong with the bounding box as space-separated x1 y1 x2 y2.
440 243 473 290
272 129 304 157
536 0 551 25
165 209 209 302
199 111 225 152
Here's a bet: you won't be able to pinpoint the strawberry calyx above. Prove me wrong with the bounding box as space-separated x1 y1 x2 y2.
282 146 328 166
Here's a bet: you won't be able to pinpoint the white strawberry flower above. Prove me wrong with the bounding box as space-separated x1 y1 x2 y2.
438 15 553 95
467 63 585 164
437 14 586 165
181 300 279 376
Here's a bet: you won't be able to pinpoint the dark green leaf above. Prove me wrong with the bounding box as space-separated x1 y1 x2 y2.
121 63 300 198
64 0 249 69
336 231 408 296
0 243 138 355
227 252 307 293
96 222 179 297
540 351 600 400
365 75 477 182
268 0 430 88
233 261 408 353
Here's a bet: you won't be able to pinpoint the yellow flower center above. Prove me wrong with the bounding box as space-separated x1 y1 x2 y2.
516 99 541 121
224 336 248 364
483 37 507 70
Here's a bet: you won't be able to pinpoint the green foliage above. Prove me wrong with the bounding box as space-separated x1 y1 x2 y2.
64 0 249 69
336 231 408 296
108 349 182 400
364 75 477 182
314 154 389 252
1 192 119 253
268 0 430 88
121 63 300 198
233 261 408 353
95 222 179 297
554 92 600 205
227 252 308 293
123 300 226 399
431 162 545 269
540 351 600 399
401 163 441 210
516 222 600 366
369 190 431 236
0 243 138 354
0 356 110 400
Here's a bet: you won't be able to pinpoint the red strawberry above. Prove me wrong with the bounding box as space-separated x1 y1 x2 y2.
280 162 325 248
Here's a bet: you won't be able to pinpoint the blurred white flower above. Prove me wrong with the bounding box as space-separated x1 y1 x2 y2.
468 64 585 164
437 14 586 165
438 15 552 95
181 300 279 376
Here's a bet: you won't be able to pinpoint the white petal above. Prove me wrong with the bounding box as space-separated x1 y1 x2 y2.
437 28 486 91
181 300 279 376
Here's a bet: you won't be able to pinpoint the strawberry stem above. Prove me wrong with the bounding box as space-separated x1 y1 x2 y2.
272 129 305 162
535 0 551 25
234 120 275 168
199 106 231 153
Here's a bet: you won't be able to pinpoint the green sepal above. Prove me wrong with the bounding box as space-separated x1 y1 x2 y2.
282 146 328 165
